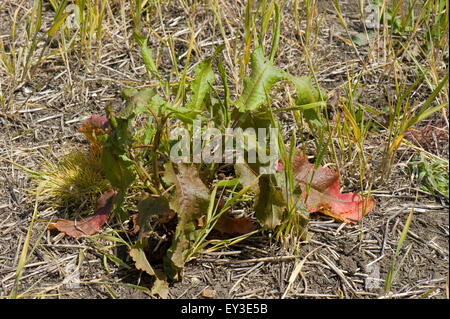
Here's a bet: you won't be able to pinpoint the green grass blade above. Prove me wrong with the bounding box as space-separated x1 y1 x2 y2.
10 183 43 298
48 12 69 37
384 208 414 293
407 72 449 129
269 3 281 62
217 57 230 126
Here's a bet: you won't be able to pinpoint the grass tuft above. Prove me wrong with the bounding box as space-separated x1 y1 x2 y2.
31 150 110 216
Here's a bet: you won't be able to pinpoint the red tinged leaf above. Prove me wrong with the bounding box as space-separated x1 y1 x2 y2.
78 114 109 155
162 163 211 278
78 114 109 134
49 190 117 238
131 196 176 236
279 156 375 223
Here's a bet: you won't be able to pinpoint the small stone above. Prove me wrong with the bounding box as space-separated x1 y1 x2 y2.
201 288 216 299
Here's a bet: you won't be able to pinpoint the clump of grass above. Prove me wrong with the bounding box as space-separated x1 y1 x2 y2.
32 149 110 216
408 153 449 199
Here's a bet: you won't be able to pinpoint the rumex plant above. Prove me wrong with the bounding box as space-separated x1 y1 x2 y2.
47 4 375 296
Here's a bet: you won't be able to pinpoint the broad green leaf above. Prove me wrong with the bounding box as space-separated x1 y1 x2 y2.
118 88 158 119
253 175 286 228
288 75 322 125
101 116 136 219
136 196 174 239
101 149 135 191
133 30 162 81
234 47 286 111
141 40 160 80
288 75 321 105
235 164 284 229
185 59 215 110
166 105 204 124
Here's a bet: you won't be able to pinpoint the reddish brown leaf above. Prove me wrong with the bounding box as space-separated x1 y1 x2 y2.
204 198 256 236
280 156 375 223
48 190 117 238
214 213 256 235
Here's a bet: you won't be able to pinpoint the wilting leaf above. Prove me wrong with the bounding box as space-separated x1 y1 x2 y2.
235 162 260 193
151 277 169 299
204 197 256 236
235 47 286 111
129 239 169 299
281 155 375 223
162 163 210 227
78 114 109 136
201 288 216 298
237 154 374 225
162 163 210 279
130 240 156 276
49 190 117 238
